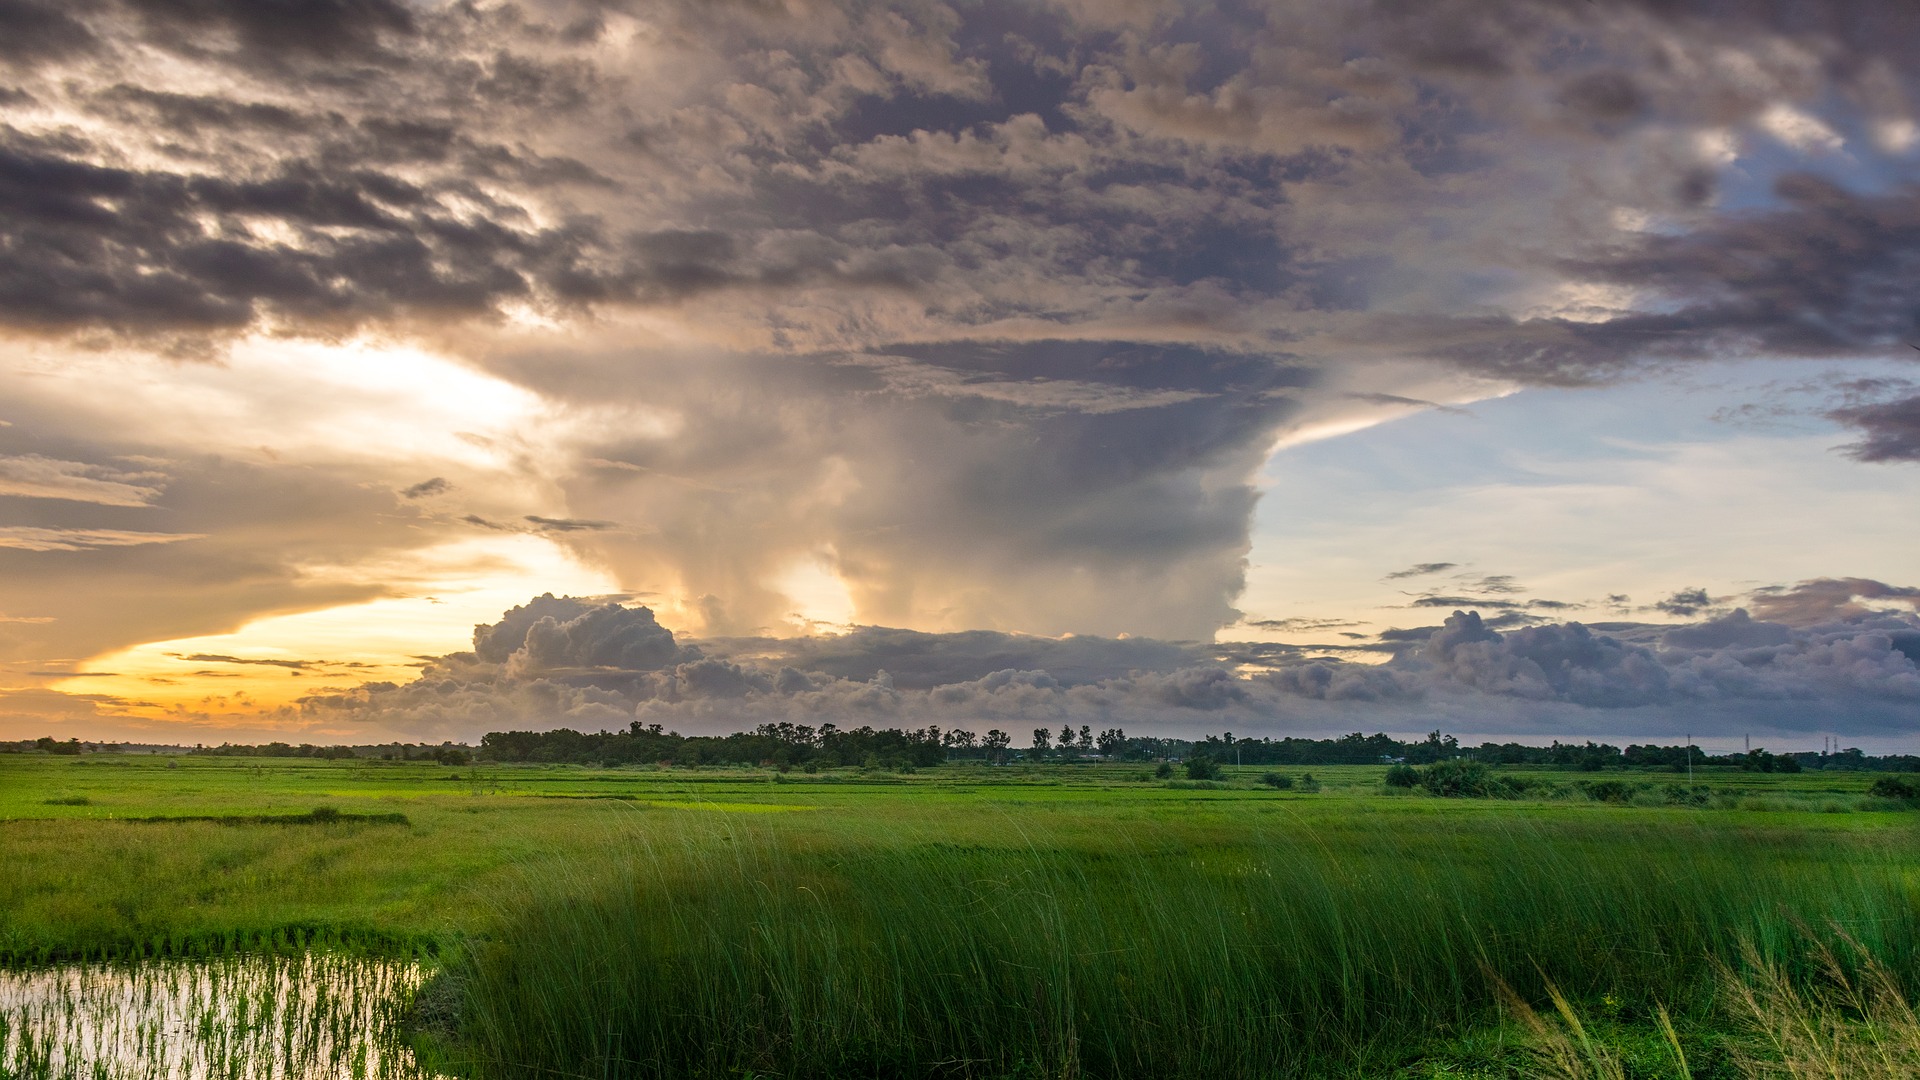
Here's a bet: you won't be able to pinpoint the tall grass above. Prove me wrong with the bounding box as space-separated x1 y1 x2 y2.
435 813 1920 1079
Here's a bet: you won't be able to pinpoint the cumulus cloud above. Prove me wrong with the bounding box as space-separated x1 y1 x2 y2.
299 594 1920 742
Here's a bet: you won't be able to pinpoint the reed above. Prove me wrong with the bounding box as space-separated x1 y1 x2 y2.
436 812 1920 1079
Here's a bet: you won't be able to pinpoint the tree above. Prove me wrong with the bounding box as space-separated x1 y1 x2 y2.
1077 725 1094 752
1031 728 1052 759
1185 755 1223 781
1097 728 1126 757
983 729 1011 755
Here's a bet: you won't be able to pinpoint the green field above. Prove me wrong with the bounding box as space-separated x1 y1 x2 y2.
4 753 1920 1078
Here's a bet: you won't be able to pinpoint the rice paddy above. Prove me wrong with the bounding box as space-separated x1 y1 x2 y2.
0 955 433 1080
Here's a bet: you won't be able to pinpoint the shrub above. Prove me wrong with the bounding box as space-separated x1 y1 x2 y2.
308 806 342 823
1296 773 1321 794
1869 776 1918 801
1418 759 1496 798
1260 773 1293 789
1580 779 1636 804
1184 756 1223 781
1154 762 1174 779
1384 764 1419 788
1662 784 1709 807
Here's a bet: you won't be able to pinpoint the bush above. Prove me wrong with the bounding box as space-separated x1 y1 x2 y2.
1296 773 1321 794
1869 776 1918 801
1184 756 1223 781
1662 784 1709 807
1260 773 1293 789
1418 759 1497 798
1154 762 1174 779
1580 779 1636 804
1383 764 1419 788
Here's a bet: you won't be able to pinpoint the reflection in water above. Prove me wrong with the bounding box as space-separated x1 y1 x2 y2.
0 955 441 1079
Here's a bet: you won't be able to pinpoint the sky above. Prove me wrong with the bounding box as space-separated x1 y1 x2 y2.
1 0 1918 750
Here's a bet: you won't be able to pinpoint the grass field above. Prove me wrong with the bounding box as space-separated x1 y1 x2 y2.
4 752 1919 1077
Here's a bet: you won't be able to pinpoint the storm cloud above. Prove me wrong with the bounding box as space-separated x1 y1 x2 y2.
3 0 1919 741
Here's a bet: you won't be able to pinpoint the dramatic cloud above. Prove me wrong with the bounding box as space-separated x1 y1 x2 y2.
3 0 1919 741
297 594 1920 742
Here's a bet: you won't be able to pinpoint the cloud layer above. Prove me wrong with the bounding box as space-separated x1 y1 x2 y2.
294 589 1920 743
2 0 1918 721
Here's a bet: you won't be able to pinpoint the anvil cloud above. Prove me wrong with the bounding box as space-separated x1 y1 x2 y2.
1 0 1917 744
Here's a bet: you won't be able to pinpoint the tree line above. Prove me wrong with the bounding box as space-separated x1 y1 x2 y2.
6 727 1916 772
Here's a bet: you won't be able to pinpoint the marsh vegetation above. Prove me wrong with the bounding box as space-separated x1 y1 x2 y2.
3 752 1919 1078
0 955 430 1080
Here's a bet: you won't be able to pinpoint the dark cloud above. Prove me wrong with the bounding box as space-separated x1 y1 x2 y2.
1386 563 1458 579
170 653 311 669
1557 177 1920 365
1416 610 1671 707
1747 578 1920 625
0 1 99 67
120 0 415 62
1411 595 1524 610
523 515 617 533
473 594 696 674
1661 609 1793 651
0 131 576 334
0 0 1909 387
400 477 450 499
1830 393 1920 463
1654 588 1713 617
1242 616 1363 633
697 625 1216 690
300 594 1920 742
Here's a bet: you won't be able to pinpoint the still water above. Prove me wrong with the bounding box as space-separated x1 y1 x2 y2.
0 955 440 1079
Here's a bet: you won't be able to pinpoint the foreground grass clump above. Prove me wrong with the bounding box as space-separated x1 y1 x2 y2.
433 815 1919 1079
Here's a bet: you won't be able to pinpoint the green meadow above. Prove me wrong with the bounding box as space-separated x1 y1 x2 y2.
5 752 1920 1078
